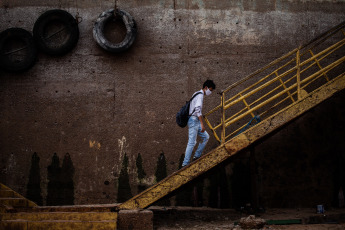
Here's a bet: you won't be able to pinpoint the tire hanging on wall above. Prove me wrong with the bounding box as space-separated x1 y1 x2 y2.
0 28 38 72
33 9 79 56
93 9 137 53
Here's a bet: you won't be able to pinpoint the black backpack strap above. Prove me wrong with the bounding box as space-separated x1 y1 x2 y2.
189 92 202 116
189 92 202 102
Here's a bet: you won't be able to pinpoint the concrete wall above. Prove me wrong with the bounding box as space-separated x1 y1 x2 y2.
0 0 344 206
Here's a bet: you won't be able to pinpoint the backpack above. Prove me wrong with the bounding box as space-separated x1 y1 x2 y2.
176 92 202 128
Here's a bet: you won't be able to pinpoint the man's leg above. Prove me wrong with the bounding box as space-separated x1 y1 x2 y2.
193 129 209 160
182 117 199 167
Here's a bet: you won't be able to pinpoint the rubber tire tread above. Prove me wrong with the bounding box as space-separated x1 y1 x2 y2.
0 28 37 72
33 9 79 55
93 9 137 53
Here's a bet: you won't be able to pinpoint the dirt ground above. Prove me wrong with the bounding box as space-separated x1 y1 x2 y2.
156 223 345 230
152 207 345 230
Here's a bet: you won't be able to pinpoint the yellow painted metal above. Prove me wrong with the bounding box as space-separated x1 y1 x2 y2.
221 37 344 112
309 49 330 82
221 92 226 144
274 71 294 103
297 48 301 100
223 37 343 103
204 115 220 143
0 183 37 208
222 48 299 95
223 55 345 129
240 93 255 118
245 73 345 143
205 21 345 142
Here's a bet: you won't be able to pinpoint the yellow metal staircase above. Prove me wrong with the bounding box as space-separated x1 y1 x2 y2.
118 20 345 210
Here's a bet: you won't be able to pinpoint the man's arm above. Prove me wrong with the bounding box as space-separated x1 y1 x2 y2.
198 115 205 132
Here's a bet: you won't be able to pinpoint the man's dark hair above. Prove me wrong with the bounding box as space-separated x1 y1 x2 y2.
203 80 216 89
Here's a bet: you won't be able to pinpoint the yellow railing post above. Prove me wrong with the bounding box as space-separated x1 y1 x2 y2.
239 93 255 118
276 71 295 103
296 48 301 100
221 92 226 144
309 49 330 82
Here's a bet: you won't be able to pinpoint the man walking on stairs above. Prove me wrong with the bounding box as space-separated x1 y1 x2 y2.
182 80 216 167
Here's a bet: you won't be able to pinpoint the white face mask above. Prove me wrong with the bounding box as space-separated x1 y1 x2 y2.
205 88 212 96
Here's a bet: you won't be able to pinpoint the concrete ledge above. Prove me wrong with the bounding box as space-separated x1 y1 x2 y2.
1 212 117 221
118 209 153 230
0 220 116 230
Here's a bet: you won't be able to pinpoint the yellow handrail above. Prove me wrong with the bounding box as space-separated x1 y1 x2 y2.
206 21 345 144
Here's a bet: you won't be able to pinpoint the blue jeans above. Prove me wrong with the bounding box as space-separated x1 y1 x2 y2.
182 116 209 167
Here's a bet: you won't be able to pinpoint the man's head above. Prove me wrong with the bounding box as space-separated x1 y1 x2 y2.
203 80 216 96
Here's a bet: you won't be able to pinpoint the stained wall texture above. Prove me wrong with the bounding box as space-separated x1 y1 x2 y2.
0 0 344 207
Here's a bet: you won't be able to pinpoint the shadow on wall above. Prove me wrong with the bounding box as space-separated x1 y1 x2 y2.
175 154 193 207
154 151 171 206
27 152 75 206
26 152 43 205
117 153 132 203
136 153 147 194
46 153 75 206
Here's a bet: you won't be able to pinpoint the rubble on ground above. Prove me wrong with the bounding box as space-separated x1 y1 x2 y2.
239 215 266 229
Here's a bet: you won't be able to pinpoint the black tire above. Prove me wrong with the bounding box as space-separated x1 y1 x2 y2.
0 28 37 72
93 9 137 53
33 9 79 55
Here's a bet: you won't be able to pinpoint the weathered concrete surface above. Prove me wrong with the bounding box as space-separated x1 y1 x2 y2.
0 0 345 206
118 209 153 230
0 221 117 230
1 211 117 221
0 212 118 230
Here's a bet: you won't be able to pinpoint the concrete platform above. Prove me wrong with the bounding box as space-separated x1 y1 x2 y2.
118 209 153 230
150 206 345 228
